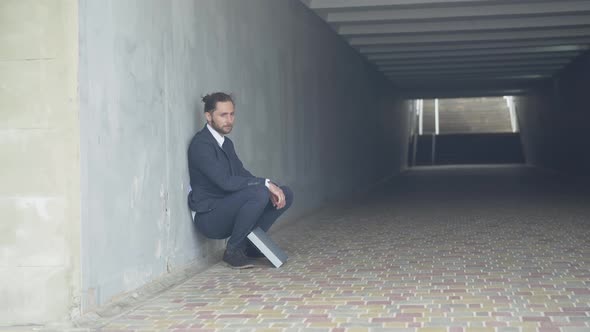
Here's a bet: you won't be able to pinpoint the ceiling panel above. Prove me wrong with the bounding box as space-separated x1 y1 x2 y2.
300 0 590 96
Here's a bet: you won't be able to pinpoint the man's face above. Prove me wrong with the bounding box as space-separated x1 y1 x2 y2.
206 101 235 135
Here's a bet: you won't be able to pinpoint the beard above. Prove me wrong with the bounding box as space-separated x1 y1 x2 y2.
210 118 233 135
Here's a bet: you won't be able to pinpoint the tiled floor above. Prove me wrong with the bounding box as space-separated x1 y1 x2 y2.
96 166 590 331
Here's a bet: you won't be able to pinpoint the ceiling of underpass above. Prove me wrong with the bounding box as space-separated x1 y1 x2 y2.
300 0 590 98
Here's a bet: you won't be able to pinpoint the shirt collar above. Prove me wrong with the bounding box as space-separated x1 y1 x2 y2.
206 124 225 148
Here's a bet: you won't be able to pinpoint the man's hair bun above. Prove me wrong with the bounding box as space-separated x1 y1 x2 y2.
202 92 234 113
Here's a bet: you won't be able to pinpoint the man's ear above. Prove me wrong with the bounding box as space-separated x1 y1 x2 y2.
204 112 211 124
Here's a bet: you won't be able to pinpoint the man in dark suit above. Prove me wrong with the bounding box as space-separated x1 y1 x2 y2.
187 92 294 269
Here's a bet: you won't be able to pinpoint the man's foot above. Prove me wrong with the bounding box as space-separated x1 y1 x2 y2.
245 245 266 259
223 247 255 269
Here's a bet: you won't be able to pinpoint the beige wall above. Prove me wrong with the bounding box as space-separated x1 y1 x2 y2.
0 0 80 325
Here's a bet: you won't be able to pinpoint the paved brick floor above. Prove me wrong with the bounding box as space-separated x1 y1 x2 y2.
96 166 590 331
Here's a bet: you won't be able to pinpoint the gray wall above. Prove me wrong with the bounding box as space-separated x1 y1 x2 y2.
79 0 411 309
515 52 590 175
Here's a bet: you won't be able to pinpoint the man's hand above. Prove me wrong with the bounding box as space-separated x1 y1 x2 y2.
267 182 286 209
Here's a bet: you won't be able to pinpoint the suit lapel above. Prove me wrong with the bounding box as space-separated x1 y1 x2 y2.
201 125 234 175
202 124 227 155
222 139 236 175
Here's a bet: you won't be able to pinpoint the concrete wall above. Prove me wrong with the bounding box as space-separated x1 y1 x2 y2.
0 0 81 325
78 0 411 310
515 52 590 174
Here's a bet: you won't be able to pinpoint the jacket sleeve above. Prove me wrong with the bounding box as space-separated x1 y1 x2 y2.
189 141 265 192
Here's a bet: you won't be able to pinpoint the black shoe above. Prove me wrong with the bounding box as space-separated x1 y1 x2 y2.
223 247 255 269
245 245 266 259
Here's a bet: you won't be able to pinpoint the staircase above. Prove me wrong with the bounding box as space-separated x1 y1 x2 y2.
438 97 513 134
413 97 522 166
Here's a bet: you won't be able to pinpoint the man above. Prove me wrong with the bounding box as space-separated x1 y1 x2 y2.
187 92 294 269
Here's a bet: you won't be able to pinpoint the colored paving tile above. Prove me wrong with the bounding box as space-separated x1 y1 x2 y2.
77 166 589 331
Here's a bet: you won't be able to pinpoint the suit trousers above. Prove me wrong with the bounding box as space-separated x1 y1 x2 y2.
194 184 294 250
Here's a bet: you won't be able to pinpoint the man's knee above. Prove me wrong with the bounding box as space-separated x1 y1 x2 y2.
249 184 270 205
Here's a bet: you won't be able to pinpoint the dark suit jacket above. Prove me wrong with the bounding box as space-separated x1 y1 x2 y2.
187 125 265 213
